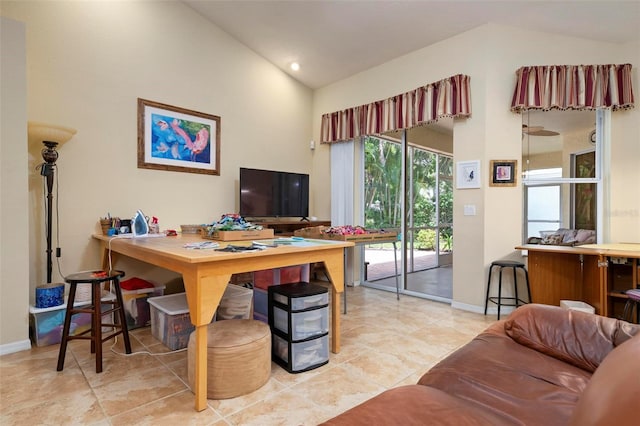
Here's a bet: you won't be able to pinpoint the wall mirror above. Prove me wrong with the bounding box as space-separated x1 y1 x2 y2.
521 109 599 241
521 110 596 179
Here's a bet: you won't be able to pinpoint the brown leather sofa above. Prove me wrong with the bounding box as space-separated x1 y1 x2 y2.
321 304 640 425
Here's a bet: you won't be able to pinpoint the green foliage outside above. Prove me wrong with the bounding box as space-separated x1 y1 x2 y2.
414 228 453 252
364 136 454 252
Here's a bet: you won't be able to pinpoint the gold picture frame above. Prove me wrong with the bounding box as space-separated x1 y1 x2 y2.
489 160 517 187
137 98 220 175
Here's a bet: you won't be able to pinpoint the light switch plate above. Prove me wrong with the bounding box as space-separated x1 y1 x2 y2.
463 204 476 216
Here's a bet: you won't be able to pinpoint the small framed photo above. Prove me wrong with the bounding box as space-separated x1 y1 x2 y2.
489 160 517 187
456 160 481 189
138 98 220 175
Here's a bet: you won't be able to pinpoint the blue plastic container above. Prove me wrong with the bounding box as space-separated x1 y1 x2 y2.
35 283 65 308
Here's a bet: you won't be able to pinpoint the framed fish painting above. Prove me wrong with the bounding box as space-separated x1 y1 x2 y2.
137 98 220 175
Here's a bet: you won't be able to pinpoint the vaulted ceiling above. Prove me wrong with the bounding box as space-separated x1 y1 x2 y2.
183 1 640 89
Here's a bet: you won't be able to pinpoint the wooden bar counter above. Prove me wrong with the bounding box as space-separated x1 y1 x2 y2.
517 243 640 318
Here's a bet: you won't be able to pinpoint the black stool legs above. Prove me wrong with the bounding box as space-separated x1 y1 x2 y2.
57 270 131 373
484 261 531 320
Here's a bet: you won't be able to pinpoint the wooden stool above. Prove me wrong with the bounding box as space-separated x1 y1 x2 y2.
56 270 131 373
187 319 271 399
484 260 531 320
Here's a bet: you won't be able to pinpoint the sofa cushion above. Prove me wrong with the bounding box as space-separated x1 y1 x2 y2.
319 385 514 425
418 322 591 425
569 333 640 425
504 304 640 372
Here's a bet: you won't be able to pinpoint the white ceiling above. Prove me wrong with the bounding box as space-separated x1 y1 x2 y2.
183 0 640 90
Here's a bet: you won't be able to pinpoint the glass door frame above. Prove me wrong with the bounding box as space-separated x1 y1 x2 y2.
360 130 453 298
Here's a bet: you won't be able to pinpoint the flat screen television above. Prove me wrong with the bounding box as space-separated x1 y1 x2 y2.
239 167 309 219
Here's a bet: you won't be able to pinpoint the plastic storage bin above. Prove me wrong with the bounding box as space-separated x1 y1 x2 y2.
273 305 328 340
254 288 268 317
268 282 329 373
217 284 253 320
120 278 164 329
148 293 194 350
272 334 329 373
29 293 115 347
253 265 310 290
272 291 328 311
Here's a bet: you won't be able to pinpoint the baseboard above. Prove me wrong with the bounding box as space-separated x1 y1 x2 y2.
451 301 515 317
0 339 31 356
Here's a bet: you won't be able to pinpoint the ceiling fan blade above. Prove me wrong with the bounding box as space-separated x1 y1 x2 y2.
527 129 560 136
522 125 544 134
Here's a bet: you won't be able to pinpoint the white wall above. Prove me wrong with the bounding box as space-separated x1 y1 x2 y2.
312 23 640 312
0 1 314 348
0 17 31 353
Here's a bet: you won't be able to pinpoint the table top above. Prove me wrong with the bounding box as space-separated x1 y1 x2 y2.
517 243 640 257
93 234 354 264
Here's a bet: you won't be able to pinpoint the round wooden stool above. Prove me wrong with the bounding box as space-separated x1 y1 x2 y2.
57 270 131 373
187 319 271 399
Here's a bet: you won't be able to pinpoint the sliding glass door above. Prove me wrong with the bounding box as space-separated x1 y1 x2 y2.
362 135 453 299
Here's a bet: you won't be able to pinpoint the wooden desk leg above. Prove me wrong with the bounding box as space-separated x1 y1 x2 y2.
323 250 344 354
193 324 208 411
182 270 230 412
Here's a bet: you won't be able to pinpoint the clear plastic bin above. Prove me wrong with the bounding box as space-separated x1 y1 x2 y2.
29 293 115 347
273 333 329 373
272 291 328 311
120 281 165 329
273 306 328 340
217 284 253 320
148 293 194 350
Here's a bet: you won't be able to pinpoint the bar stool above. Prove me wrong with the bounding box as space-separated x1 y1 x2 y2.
484 260 531 320
622 289 640 324
57 270 131 373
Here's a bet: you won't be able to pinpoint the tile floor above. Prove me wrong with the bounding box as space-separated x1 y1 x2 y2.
370 265 453 300
0 285 495 425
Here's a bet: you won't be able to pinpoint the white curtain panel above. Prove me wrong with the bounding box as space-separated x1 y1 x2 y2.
330 140 354 226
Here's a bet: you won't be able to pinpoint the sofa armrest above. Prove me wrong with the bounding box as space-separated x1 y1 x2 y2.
570 333 640 426
504 304 639 372
319 385 511 425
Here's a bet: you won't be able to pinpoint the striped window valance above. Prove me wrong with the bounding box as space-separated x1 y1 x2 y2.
321 74 471 144
511 64 634 112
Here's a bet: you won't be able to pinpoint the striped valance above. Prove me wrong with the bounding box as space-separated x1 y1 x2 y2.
511 64 634 112
320 74 471 144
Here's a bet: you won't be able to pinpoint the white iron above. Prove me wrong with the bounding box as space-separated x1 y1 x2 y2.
132 210 149 237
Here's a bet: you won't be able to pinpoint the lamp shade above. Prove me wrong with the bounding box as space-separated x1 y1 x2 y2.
28 121 77 146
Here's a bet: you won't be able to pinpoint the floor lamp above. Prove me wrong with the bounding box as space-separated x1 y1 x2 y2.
28 122 77 284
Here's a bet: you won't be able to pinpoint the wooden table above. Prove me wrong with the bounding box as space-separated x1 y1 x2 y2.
517 243 640 317
93 234 353 411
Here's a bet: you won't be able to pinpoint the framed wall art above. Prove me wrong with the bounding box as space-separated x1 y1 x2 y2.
137 98 220 175
489 160 517 187
456 160 481 189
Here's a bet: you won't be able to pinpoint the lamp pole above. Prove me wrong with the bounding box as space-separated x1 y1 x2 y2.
40 141 59 284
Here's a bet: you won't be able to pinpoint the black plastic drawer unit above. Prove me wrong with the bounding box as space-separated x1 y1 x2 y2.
268 282 329 373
